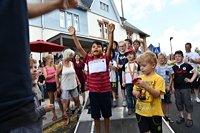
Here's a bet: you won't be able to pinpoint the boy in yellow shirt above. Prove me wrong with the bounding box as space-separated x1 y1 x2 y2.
132 51 165 133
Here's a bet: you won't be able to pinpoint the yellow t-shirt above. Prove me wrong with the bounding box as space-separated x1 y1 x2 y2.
133 74 165 117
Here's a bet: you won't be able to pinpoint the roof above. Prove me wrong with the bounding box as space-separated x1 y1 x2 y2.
121 19 150 37
80 0 93 8
147 44 154 52
77 0 92 10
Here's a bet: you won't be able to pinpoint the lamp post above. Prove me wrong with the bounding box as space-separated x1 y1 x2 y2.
170 37 173 54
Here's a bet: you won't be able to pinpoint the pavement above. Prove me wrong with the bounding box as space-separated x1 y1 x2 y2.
42 92 87 130
42 88 200 133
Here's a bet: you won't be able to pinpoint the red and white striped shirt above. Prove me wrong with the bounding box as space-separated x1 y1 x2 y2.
83 54 111 92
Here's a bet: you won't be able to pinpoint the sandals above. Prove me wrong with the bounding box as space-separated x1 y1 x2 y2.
176 117 185 124
164 116 174 123
62 114 68 119
64 118 70 126
52 116 57 121
185 119 193 127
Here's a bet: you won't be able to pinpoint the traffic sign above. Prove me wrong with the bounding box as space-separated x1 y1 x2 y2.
152 47 161 54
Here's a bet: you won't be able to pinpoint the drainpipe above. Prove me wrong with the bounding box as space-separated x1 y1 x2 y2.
41 0 44 41
41 0 44 57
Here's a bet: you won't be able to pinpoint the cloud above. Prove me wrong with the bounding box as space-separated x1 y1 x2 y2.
113 0 167 21
113 0 188 21
191 22 200 40
171 0 187 4
151 22 200 55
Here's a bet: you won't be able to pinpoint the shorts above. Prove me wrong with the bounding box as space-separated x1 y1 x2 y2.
192 77 200 88
110 82 117 92
46 82 56 92
119 74 125 90
89 91 112 119
62 88 79 100
136 114 162 133
162 91 171 103
189 73 200 88
174 89 193 113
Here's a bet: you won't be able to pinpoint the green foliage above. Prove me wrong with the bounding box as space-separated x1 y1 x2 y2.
195 47 200 53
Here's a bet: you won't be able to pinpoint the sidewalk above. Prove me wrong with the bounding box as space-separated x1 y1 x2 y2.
42 91 88 130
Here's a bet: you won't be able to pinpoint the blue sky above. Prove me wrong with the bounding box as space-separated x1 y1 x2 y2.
113 0 200 55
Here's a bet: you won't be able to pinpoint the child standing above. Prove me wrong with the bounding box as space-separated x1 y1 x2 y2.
133 39 142 57
109 49 118 107
122 49 140 115
124 39 133 50
155 53 174 123
10 59 54 133
68 23 115 133
117 41 128 107
172 50 198 127
132 51 165 133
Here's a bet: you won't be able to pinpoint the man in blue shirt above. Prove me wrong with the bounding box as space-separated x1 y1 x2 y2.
0 0 77 132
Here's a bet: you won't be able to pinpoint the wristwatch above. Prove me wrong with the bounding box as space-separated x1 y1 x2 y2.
56 86 60 89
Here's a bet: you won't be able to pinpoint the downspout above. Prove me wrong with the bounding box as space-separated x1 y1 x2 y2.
41 0 44 41
41 0 44 57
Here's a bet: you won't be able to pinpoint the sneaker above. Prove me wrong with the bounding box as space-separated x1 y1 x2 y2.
195 97 200 103
176 117 185 124
122 100 127 107
185 119 193 127
113 100 117 107
128 109 133 115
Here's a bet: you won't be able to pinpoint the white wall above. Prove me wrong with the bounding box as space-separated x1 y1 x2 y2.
29 26 42 62
87 12 127 42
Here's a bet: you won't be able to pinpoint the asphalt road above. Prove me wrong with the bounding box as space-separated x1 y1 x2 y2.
43 90 200 133
169 92 200 133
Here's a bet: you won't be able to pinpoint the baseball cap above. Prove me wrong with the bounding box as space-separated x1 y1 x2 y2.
124 48 136 56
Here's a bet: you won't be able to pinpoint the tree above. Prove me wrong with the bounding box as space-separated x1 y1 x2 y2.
195 47 200 53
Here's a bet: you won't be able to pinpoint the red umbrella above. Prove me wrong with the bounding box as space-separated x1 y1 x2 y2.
30 40 65 60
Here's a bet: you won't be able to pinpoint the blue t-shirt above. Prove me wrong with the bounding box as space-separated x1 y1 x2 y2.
113 51 119 61
155 65 174 88
0 0 35 131
117 52 128 75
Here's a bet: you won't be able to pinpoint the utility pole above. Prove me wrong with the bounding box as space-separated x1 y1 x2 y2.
170 37 173 54
121 0 124 18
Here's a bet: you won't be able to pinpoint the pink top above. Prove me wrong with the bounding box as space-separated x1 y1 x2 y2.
45 66 56 83
83 54 111 92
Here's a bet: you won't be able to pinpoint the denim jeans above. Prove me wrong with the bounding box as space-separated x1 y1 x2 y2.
125 84 136 109
39 85 45 99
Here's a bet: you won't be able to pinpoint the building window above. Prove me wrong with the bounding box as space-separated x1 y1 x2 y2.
100 2 103 9
67 13 72 27
74 14 79 31
60 11 65 28
127 31 133 40
100 2 109 12
104 23 108 39
105 5 109 12
97 19 110 39
130 33 133 40
99 23 103 38
126 31 129 39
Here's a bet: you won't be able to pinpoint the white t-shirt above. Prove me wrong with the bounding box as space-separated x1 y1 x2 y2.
122 62 140 84
184 52 200 70
109 60 117 82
